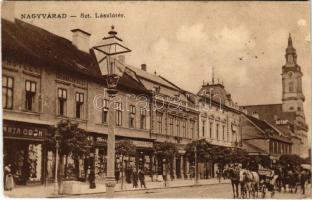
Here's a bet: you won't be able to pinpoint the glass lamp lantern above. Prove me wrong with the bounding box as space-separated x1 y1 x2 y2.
93 26 131 96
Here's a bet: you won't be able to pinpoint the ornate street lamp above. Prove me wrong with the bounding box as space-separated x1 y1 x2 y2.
93 25 131 96
92 25 131 197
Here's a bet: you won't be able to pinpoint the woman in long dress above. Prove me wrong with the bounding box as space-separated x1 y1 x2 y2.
4 164 14 191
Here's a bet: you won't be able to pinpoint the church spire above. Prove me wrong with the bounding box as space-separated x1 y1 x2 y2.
285 33 297 65
286 33 297 56
288 33 293 47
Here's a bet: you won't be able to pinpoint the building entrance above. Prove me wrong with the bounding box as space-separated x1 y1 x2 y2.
4 139 43 185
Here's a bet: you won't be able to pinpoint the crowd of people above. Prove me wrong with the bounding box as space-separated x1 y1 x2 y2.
115 166 147 189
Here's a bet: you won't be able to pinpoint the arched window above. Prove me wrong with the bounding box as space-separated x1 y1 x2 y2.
289 82 294 92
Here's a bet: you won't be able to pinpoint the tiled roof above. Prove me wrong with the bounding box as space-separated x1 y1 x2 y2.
245 114 292 143
241 104 296 124
2 18 100 78
246 114 278 134
243 140 269 155
126 65 180 90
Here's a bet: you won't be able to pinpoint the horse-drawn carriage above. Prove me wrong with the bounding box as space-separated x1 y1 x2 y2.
258 169 277 198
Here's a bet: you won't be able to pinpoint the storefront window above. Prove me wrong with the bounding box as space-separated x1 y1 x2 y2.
95 148 107 180
4 140 42 185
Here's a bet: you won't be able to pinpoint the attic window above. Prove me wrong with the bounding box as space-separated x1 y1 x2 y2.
289 106 294 110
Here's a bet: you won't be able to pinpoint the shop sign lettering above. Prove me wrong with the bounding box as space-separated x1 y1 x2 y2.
96 136 106 144
132 140 153 148
276 120 288 125
3 124 46 139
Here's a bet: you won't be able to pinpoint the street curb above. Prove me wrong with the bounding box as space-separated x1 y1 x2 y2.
48 182 230 198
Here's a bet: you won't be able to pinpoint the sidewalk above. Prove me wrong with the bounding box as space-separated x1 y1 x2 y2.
4 178 230 198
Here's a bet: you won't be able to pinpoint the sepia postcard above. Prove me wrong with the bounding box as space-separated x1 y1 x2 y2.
1 1 311 199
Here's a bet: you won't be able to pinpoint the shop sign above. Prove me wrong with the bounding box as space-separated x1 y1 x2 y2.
3 124 46 139
132 140 153 148
87 135 107 145
95 136 107 145
276 120 288 125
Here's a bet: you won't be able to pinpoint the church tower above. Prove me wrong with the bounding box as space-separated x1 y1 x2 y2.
281 33 305 116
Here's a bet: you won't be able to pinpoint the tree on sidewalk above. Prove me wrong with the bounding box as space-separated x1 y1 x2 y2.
115 140 137 189
47 119 90 184
185 139 214 179
279 154 304 170
154 142 178 180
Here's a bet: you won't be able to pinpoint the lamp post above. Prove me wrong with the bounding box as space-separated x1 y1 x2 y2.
93 25 131 197
162 158 168 187
194 144 198 185
54 130 60 195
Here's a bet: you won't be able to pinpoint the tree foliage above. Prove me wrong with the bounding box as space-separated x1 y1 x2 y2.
116 140 137 157
279 154 304 167
185 139 213 162
185 139 250 165
154 141 178 160
47 119 90 180
47 119 90 156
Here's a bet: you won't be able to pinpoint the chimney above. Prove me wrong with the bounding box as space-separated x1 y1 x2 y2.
2 2 15 22
118 55 125 64
141 64 147 71
71 29 91 53
252 111 259 119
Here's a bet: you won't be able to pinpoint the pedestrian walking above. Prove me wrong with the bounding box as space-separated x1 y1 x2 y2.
138 169 146 188
132 169 138 188
216 168 221 183
115 167 120 183
4 164 14 191
300 169 308 195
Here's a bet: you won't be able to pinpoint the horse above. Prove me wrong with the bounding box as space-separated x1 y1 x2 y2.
240 169 260 198
224 167 240 198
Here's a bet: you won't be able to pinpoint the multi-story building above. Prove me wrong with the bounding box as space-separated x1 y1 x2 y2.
2 9 201 186
197 80 241 178
240 112 292 163
242 34 309 157
126 64 200 180
2 16 154 185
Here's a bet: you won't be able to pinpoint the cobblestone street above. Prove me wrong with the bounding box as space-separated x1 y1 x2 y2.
82 183 312 199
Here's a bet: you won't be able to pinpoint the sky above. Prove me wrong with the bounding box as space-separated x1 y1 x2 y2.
8 1 312 141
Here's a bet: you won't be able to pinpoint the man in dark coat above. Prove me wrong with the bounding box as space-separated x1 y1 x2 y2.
132 169 138 188
138 169 146 188
300 169 308 195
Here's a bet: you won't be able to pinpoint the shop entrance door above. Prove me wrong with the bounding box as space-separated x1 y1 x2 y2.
4 139 43 185
176 158 181 178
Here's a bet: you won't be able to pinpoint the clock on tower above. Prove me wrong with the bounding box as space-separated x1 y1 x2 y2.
281 33 305 113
